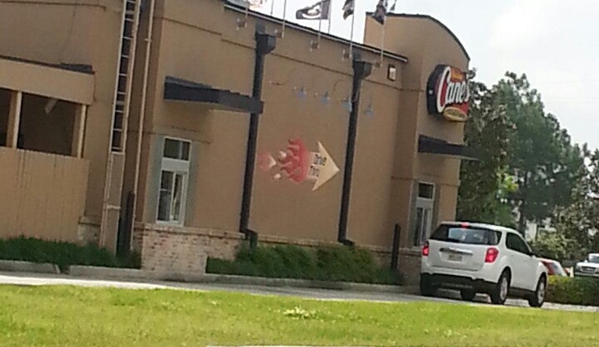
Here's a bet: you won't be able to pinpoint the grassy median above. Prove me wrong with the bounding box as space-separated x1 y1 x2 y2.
0 285 597 346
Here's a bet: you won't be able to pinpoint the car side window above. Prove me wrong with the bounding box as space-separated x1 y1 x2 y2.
506 233 519 252
507 233 531 255
517 235 533 255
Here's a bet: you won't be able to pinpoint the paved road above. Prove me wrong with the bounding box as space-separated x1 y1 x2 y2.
1 272 597 313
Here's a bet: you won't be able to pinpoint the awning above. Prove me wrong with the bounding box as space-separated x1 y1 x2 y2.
163 76 263 114
418 135 478 160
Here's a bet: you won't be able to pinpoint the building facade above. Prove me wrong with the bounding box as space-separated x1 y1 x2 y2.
0 0 471 283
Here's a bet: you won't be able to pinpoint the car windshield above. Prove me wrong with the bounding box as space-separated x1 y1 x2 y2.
588 255 599 263
430 225 501 245
547 262 568 276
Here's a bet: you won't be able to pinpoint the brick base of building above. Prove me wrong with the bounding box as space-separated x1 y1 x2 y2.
131 223 421 286
133 223 243 277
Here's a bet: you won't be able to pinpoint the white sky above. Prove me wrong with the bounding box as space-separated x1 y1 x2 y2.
251 0 599 150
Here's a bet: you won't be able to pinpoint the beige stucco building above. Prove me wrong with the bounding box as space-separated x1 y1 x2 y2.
0 0 472 283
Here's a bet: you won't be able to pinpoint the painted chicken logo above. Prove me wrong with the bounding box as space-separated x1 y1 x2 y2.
275 139 311 183
258 138 340 191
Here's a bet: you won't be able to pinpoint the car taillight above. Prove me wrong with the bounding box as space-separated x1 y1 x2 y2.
422 241 429 257
485 247 499 263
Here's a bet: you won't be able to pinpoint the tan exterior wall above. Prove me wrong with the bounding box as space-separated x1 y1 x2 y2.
0 0 470 273
0 147 89 242
0 0 125 224
134 0 406 252
364 15 469 252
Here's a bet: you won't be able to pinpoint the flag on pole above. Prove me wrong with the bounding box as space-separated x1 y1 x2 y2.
371 0 388 25
226 0 267 10
249 0 268 9
296 0 331 20
342 0 354 19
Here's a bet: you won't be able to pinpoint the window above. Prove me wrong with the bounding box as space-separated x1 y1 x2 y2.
412 182 435 247
506 233 531 255
587 254 599 264
156 137 190 224
430 225 501 246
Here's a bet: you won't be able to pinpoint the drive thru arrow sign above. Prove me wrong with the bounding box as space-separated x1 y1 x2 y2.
306 141 339 191
258 139 340 191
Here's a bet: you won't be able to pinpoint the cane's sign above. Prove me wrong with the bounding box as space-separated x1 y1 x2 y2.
426 65 470 122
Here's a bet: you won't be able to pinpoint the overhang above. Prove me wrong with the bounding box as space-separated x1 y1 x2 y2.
418 135 478 160
0 55 94 105
163 76 263 114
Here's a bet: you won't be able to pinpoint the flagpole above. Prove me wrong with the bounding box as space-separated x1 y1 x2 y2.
317 0 324 44
380 21 385 66
327 0 333 34
270 0 275 16
281 0 287 37
349 8 355 58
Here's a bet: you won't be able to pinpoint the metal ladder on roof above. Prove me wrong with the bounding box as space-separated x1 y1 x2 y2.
111 0 139 152
100 0 142 250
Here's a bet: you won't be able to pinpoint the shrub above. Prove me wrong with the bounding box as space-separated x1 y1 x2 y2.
546 276 599 306
206 244 403 285
0 236 141 272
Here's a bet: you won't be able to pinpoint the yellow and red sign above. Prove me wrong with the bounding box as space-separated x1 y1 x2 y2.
426 65 470 122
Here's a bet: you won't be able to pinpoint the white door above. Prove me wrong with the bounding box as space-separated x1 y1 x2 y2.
412 182 435 247
505 233 536 290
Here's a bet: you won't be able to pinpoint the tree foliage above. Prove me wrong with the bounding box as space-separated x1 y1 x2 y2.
457 72 514 226
458 71 586 240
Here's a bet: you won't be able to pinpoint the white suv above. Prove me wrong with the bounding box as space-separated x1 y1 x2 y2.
420 221 548 307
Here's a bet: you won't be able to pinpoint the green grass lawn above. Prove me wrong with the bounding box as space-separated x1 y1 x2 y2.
0 285 598 346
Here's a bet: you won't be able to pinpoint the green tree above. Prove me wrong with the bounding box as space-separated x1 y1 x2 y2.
457 72 513 225
553 148 599 255
492 73 584 235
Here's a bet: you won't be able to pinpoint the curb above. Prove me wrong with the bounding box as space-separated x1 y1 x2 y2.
0 260 61 274
68 266 207 283
201 273 419 294
67 265 419 294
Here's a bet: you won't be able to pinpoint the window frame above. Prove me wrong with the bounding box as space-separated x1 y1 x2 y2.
155 136 191 225
412 181 436 248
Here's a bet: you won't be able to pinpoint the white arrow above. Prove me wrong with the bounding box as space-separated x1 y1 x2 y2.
306 141 340 191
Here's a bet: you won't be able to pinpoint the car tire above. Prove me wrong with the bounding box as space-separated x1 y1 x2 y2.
528 276 547 308
419 275 437 297
490 270 510 305
460 289 477 301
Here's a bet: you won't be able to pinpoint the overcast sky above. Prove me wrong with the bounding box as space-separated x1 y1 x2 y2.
251 0 599 149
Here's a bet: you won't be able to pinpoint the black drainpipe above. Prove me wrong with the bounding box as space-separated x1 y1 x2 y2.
239 24 277 246
337 58 373 247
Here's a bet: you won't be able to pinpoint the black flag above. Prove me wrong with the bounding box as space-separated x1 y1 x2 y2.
342 0 354 19
372 0 388 25
296 0 331 20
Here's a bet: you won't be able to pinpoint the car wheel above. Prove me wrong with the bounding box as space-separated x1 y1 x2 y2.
528 276 547 308
419 275 437 297
460 289 476 301
490 270 510 305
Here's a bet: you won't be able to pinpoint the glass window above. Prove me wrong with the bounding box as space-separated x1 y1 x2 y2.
418 183 434 199
430 225 501 245
587 254 599 264
507 233 531 254
156 138 191 224
163 138 190 160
